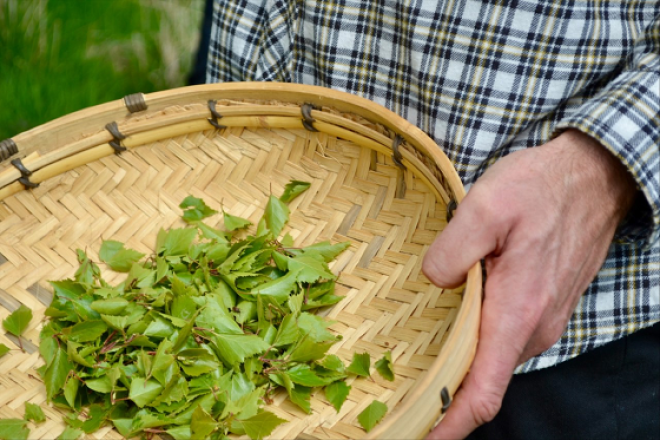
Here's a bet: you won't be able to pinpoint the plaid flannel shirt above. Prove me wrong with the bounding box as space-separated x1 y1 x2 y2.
207 0 660 372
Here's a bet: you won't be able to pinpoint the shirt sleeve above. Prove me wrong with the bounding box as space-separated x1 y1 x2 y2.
553 14 660 249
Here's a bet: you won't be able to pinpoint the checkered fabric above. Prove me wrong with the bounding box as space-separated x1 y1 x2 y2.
207 0 660 372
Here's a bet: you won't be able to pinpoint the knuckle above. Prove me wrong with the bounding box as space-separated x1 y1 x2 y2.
537 331 557 351
464 185 494 215
464 184 509 227
469 392 502 425
538 324 565 352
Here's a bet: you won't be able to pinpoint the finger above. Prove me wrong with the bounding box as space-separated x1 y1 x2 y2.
427 262 536 439
517 227 610 363
422 191 508 288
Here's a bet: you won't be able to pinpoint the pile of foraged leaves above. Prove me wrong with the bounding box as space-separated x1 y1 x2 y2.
34 181 390 440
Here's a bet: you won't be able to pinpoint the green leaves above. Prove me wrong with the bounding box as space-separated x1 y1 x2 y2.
273 314 298 347
375 350 395 381
280 180 311 203
43 347 73 400
48 280 99 322
129 377 164 408
252 269 299 301
264 195 289 237
288 256 336 284
90 298 128 315
3 304 32 340
288 338 334 363
180 196 218 223
57 426 83 440
325 381 351 412
190 405 217 439
285 364 330 387
0 344 9 358
24 403 45 423
288 384 312 414
0 419 29 440
37 185 356 440
357 400 388 432
211 334 269 366
346 352 371 377
65 320 108 343
223 211 252 231
291 241 351 263
232 411 287 440
157 228 197 257
99 240 145 272
85 377 112 394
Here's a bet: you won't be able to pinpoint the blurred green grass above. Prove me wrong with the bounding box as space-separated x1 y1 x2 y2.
0 0 204 140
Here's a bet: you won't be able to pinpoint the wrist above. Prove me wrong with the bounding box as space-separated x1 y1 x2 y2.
547 129 637 225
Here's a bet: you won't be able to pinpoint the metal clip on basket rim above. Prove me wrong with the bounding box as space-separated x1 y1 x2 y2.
446 199 457 222
392 135 407 199
301 103 318 132
440 386 452 414
105 121 127 154
208 100 227 129
391 135 406 170
11 157 39 189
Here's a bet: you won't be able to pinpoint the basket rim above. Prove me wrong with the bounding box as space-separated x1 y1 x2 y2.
3 83 463 197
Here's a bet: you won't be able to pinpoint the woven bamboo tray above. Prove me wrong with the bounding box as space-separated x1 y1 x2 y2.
0 82 481 440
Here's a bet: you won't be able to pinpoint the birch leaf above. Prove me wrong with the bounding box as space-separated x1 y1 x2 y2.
24 402 45 423
346 352 371 377
159 228 197 257
66 320 108 343
211 334 269 366
357 400 388 432
57 426 83 440
375 350 395 381
279 180 310 203
45 347 74 400
223 211 252 231
289 385 312 414
99 240 145 272
180 196 218 223
232 411 287 440
264 195 289 237
325 380 351 412
0 419 29 440
297 241 351 263
2 305 32 338
129 377 163 408
190 405 217 439
289 256 335 284
288 338 334 363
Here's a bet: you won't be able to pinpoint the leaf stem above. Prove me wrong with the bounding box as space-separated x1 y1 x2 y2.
193 326 217 335
143 428 167 433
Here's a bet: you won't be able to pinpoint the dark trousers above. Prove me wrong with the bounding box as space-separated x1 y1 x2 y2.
188 0 214 85
467 322 660 440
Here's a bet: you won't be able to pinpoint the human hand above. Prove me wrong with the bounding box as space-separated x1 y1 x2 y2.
423 129 636 439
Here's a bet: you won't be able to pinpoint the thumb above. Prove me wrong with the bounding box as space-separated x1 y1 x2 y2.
422 195 503 288
427 267 532 439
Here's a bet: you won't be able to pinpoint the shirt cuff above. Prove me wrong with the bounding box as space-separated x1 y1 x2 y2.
552 69 660 249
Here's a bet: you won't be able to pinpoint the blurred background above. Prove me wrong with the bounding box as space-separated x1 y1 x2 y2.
0 0 206 140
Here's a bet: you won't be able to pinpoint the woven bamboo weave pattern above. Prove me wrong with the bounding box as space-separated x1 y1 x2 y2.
0 84 480 440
